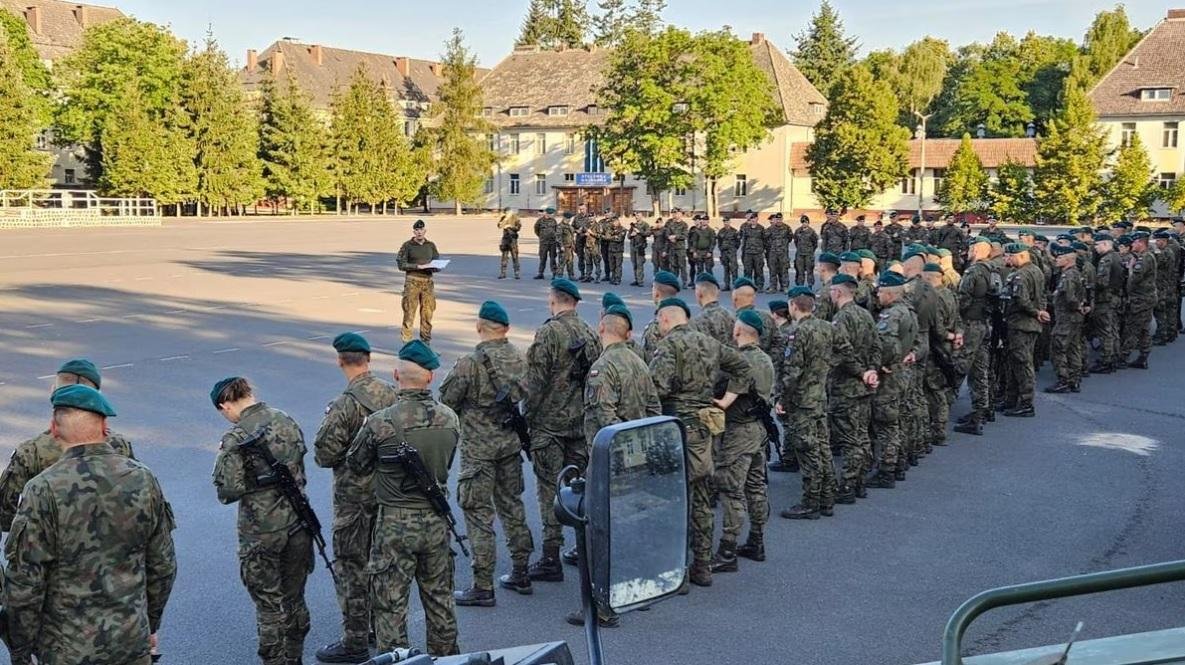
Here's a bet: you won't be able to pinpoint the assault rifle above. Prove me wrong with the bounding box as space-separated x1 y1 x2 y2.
480 352 531 460
378 443 470 558
749 395 784 464
238 428 337 585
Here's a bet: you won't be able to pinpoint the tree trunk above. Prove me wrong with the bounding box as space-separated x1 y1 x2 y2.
651 193 660 217
455 200 462 216
708 179 718 219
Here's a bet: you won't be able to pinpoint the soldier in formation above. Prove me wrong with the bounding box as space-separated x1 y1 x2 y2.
574 205 592 281
665 209 691 286
688 214 717 278
740 212 767 289
764 213 792 293
717 216 741 289
793 215 819 286
820 209 848 255
534 207 559 280
496 208 521 279
558 213 577 279
848 215 871 252
628 212 652 286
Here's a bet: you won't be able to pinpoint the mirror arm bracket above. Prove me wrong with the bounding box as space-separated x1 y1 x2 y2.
554 464 604 665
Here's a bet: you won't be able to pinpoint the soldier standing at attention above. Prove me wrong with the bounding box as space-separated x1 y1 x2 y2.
4 386 176 665
848 214 872 252
650 297 751 587
740 211 767 289
905 215 928 244
347 342 460 656
690 272 736 346
597 212 614 280
605 215 628 285
524 279 602 581
764 213 793 293
1088 233 1125 373
778 287 836 520
828 274 881 505
651 215 669 276
884 210 905 258
717 216 741 289
866 271 918 489
732 276 783 358
534 207 559 280
935 215 968 270
710 310 775 573
688 215 717 278
558 213 577 279
440 302 536 608
1120 231 1158 369
1000 244 1049 416
397 220 441 344
870 220 893 268
627 212 652 286
953 239 996 436
1152 230 1179 345
313 333 399 664
820 208 849 254
211 377 313 665
793 215 820 286
585 214 604 283
1046 245 1086 393
922 263 961 449
643 271 683 362
0 358 136 532
496 207 521 280
666 209 691 285
600 292 644 359
574 205 591 281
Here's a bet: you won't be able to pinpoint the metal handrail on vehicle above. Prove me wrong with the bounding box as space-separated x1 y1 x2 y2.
942 559 1185 664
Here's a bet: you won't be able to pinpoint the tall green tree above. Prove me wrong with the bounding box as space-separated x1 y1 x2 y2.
1078 5 1143 87
937 33 1033 137
427 29 495 214
1165 177 1185 217
1 9 53 126
258 72 331 213
1032 81 1108 224
517 0 589 48
791 0 858 97
593 0 664 46
990 159 1035 221
0 32 51 189
1016 32 1078 124
1099 132 1155 221
936 133 989 215
99 82 195 206
806 65 909 210
181 35 263 215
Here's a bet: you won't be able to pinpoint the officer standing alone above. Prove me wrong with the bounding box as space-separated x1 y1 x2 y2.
397 220 441 344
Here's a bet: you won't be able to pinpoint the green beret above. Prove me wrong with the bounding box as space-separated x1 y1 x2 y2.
1018 228 1033 236
1070 241 1088 251
656 297 691 317
602 292 625 309
1034 234 1049 243
936 248 952 257
736 309 764 334
57 358 101 389
970 236 991 245
545 207 556 214
878 271 907 287
902 250 925 263
1004 243 1031 254
787 286 815 298
398 340 440 370
923 262 943 273
694 272 720 288
1153 229 1171 239
655 270 682 290
562 211 574 219
413 219 426 230
1132 230 1151 240
479 300 510 326
1075 227 1093 235
210 377 240 408
51 384 116 417
1056 233 1074 241
1093 233 1113 242
839 251 862 263
1050 244 1075 257
924 245 941 255
551 277 582 301
905 243 927 254
1117 235 1133 246
768 299 789 314
830 273 858 287
856 249 876 260
333 332 370 354
732 276 757 291
604 304 633 329
818 252 841 267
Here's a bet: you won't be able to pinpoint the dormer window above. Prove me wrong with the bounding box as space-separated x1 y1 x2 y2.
509 106 529 117
586 105 599 115
482 107 493 116
1140 87 1174 101
548 105 569 117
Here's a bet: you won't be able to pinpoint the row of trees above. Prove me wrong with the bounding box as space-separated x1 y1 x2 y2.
518 0 666 49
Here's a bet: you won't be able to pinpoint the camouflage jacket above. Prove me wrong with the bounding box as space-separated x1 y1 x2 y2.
934 286 960 356
665 219 689 249
905 277 940 361
313 372 399 510
736 305 784 359
876 300 918 370
1053 265 1086 325
821 220 849 254
605 221 628 247
717 226 740 252
870 231 894 262
1154 245 1178 300
848 224 871 251
525 309 602 437
779 316 832 411
0 430 135 531
904 225 928 244
830 301 880 399
497 214 522 243
886 222 906 247
1094 250 1126 307
793 225 819 254
690 301 736 347
649 324 751 420
765 221 792 253
558 221 576 249
5 442 176 665
628 220 651 248
651 222 668 256
583 341 662 445
212 402 307 544
534 215 558 241
1127 249 1159 311
815 279 837 322
440 337 529 460
347 389 459 510
726 343 776 426
958 261 993 322
688 225 716 252
1005 262 1048 333
740 221 766 255
641 319 663 364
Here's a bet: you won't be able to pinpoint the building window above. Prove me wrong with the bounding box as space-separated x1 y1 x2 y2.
535 174 547 195
565 133 577 155
674 186 687 196
511 134 521 155
1159 172 1177 189
64 169 76 185
1140 87 1173 102
1164 122 1179 148
901 170 917 195
931 168 946 193
484 177 494 194
564 173 575 182
535 133 546 155
586 105 599 115
482 107 493 116
403 120 418 136
488 133 497 152
548 105 569 116
1121 122 1136 147
509 106 529 117
35 131 48 150
509 174 520 195
734 174 748 197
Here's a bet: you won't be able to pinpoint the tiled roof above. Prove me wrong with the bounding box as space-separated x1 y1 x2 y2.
789 138 1038 171
0 0 124 61
1089 11 1185 117
479 34 826 129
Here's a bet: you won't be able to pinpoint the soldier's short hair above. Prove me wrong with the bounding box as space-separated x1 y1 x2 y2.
790 295 815 312
338 350 370 367
552 289 578 307
215 377 253 406
654 283 679 298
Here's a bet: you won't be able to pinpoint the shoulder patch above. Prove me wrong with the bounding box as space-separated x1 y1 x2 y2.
588 369 600 378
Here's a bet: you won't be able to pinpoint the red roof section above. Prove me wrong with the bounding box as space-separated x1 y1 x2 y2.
789 138 1038 171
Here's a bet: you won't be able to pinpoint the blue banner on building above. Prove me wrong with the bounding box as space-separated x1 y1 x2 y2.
575 172 614 187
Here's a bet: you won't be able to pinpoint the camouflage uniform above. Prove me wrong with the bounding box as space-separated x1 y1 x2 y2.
716 343 774 541
347 390 461 656
848 222 872 251
871 300 917 479
605 220 627 284
4 442 176 665
1003 262 1047 410
558 219 577 279
820 219 848 254
1121 249 1157 360
688 223 717 277
957 261 994 421
627 219 652 285
525 310 602 552
439 339 535 592
935 222 968 269
574 214 592 280
765 219 793 292
904 223 928 245
717 224 741 288
1154 242 1179 343
497 213 521 278
0 431 135 531
397 238 441 343
780 315 835 510
1051 264 1086 386
314 372 399 652
666 217 691 285
650 324 750 565
815 277 837 322
793 224 819 286
641 319 663 364
584 341 662 443
1090 249 1126 367
585 219 604 281
903 278 940 461
651 219 669 275
212 403 313 665
736 304 784 360
534 214 559 278
927 285 959 445
829 301 880 495
870 229 894 268
740 220 766 289
886 220 906 257
690 300 737 347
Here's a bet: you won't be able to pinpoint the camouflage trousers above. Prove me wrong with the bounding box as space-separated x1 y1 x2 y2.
401 276 436 343
963 320 991 415
689 251 714 279
1087 305 1119 365
681 419 714 563
560 244 576 279
830 394 871 489
332 501 378 651
1004 329 1038 408
576 243 588 279
630 244 647 284
607 245 624 283
902 363 929 456
794 253 815 286
530 431 588 550
1052 318 1084 384
713 421 768 542
720 251 738 288
870 370 903 471
369 506 459 657
537 240 558 277
588 246 604 280
457 453 535 590
669 248 689 285
1121 306 1154 357
239 529 312 665
788 406 834 510
766 251 790 292
742 253 765 290
924 362 950 445
499 244 520 278
1155 295 1176 341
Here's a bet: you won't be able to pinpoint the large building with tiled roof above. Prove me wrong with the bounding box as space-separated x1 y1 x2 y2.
1090 8 1185 217
454 32 827 215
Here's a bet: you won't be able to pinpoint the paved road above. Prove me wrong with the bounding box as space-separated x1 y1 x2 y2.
2 216 1184 665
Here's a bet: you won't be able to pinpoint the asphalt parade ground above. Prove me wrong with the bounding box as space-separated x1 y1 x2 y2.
2 215 1184 665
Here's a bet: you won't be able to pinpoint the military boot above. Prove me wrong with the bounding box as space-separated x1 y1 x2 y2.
736 532 765 562
560 545 579 566
768 456 799 473
780 504 820 520
907 452 919 467
956 412 974 425
953 416 983 436
689 560 713 587
565 609 619 628
498 272 506 279
314 640 369 664
1003 404 1035 417
867 471 896 489
1132 354 1149 369
453 587 496 607
1044 382 1072 394
1070 382 1081 393
1089 361 1113 374
527 546 564 582
834 485 857 504
709 540 738 573
498 564 533 595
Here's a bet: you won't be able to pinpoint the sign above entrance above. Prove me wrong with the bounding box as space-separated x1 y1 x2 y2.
575 172 614 187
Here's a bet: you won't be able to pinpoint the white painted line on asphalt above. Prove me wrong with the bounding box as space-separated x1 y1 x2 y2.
134 276 153 281
36 374 54 380
164 309 186 314
263 341 289 347
355 329 371 334
307 335 331 340
159 355 189 362
212 348 240 354
169 274 184 278
80 318 103 323
358 308 384 313
25 323 53 329
102 363 134 370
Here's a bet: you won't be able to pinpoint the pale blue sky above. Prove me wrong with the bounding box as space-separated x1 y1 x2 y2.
110 0 1168 67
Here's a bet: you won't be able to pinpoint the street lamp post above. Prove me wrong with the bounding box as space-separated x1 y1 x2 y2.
915 112 932 215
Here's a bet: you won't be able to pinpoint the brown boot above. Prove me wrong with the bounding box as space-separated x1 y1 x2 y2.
527 546 563 582
498 564 533 594
709 540 738 573
689 559 713 587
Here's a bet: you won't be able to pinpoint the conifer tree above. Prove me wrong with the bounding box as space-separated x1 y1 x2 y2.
936 133 989 214
0 32 51 189
427 29 495 214
258 72 331 213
